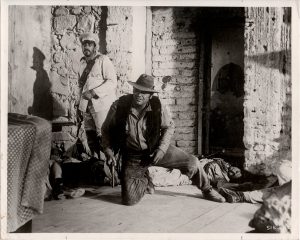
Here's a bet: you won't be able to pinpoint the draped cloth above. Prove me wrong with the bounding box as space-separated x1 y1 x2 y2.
7 113 51 232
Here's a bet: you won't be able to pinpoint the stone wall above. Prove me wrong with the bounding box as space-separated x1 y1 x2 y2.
106 6 133 95
50 6 102 124
50 6 102 147
151 7 199 154
50 6 134 109
50 6 134 148
244 7 291 175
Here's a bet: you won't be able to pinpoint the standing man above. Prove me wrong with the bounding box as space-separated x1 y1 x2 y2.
101 74 225 205
48 33 117 199
78 32 117 158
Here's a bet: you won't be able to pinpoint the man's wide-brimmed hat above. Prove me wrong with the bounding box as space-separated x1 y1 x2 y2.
128 74 159 93
79 32 99 46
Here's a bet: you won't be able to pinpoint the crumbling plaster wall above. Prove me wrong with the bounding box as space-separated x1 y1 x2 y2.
8 6 52 117
151 7 199 154
106 6 134 95
244 7 291 175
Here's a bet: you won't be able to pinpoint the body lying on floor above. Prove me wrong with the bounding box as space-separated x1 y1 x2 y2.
149 157 291 204
47 138 291 205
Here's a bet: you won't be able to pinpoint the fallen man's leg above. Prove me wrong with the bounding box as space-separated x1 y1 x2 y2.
121 145 226 206
154 145 225 203
219 181 291 204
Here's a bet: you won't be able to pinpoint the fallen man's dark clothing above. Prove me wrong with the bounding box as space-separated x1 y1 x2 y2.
217 160 291 204
148 156 291 204
199 157 278 191
148 157 278 192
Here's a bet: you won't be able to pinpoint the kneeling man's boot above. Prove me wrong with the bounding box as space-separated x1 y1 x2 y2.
203 188 226 203
219 187 246 203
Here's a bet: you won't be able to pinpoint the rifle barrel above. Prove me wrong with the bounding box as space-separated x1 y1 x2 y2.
111 165 115 188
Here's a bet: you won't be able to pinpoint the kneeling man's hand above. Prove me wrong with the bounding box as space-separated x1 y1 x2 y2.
104 148 116 166
151 149 164 165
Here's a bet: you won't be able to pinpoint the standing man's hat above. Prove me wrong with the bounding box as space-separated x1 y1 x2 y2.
128 74 159 93
79 32 99 46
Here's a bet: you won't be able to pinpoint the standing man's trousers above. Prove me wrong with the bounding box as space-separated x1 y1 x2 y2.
122 145 212 206
83 103 109 157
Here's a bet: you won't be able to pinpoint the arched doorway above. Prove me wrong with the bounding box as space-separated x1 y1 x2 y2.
199 11 245 166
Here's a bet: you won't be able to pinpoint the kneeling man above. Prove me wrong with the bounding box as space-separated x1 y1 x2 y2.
101 74 225 205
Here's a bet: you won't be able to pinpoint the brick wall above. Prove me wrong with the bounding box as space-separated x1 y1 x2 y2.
151 7 199 154
151 7 291 175
244 7 291 175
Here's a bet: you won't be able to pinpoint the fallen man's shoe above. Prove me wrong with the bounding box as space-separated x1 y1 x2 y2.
64 188 85 199
202 188 226 203
219 187 246 203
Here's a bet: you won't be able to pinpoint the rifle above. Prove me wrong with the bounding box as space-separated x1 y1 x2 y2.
110 160 115 188
103 152 118 188
110 151 122 188
200 149 226 159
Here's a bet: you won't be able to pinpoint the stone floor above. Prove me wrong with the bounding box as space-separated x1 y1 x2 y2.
32 185 260 233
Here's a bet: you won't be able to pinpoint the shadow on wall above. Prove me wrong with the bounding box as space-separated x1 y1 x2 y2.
246 50 291 75
212 63 244 97
99 6 108 54
28 47 53 120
